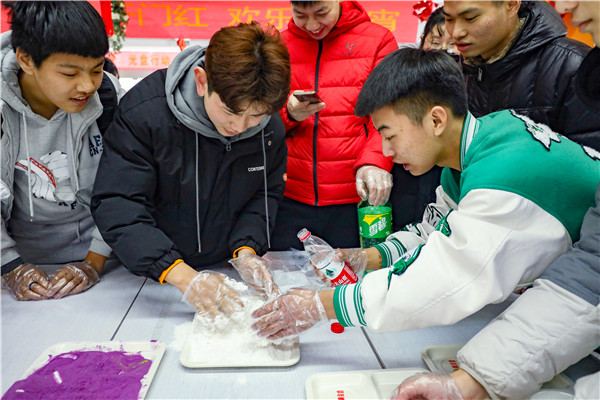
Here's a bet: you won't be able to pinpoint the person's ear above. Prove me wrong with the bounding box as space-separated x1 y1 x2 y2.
16 48 36 75
505 0 521 18
430 105 447 137
193 66 208 97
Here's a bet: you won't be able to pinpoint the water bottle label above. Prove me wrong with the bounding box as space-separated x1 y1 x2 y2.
319 260 358 286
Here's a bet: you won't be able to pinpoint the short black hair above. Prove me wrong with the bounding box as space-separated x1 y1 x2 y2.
2 1 109 67
290 1 322 7
355 48 468 125
103 57 119 78
420 7 446 49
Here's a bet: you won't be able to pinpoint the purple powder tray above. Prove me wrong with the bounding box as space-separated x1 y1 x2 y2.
3 341 165 400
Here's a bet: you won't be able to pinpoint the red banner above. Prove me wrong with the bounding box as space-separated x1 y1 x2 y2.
120 1 419 43
0 2 419 44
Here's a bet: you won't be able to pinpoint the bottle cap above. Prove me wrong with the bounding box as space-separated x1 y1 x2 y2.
330 322 344 334
297 228 311 242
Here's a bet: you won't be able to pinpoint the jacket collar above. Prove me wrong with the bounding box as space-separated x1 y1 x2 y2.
459 111 480 171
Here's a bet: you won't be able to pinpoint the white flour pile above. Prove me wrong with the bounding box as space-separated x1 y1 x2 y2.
173 277 297 366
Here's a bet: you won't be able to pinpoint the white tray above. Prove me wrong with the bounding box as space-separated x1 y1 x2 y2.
6 341 165 400
421 345 574 396
180 334 300 368
305 367 429 399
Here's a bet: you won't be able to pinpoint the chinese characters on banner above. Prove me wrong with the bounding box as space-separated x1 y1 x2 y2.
122 1 417 41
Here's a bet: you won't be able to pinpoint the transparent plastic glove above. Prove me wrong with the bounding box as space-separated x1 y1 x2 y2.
49 261 100 299
390 372 464 400
182 271 243 320
251 288 328 340
333 248 368 278
355 165 393 206
229 254 280 299
2 263 52 300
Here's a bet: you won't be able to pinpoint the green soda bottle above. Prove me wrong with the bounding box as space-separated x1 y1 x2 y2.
357 200 392 248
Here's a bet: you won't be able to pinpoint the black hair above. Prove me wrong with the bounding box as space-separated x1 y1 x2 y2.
420 7 446 49
355 48 468 124
290 1 322 7
103 57 119 78
2 1 109 67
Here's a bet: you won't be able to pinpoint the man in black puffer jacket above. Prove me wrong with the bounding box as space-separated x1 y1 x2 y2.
444 0 600 150
91 23 291 315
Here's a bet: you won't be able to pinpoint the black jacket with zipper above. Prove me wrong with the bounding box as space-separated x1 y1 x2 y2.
91 69 287 281
461 1 600 150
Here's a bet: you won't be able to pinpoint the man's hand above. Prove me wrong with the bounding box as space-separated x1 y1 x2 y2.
182 271 244 319
355 165 392 206
286 92 326 122
2 263 52 300
49 261 100 299
252 288 328 340
229 253 280 299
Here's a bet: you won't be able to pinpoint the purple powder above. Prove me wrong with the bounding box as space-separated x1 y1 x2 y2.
2 350 152 400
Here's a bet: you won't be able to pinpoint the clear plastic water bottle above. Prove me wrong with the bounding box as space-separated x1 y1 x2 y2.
297 228 358 286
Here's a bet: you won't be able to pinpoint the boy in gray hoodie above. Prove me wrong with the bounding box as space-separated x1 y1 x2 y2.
1 1 118 300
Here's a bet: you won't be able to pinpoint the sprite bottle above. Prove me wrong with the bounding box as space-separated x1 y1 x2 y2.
357 200 392 248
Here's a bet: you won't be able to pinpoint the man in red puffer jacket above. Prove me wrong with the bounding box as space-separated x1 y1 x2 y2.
271 0 398 250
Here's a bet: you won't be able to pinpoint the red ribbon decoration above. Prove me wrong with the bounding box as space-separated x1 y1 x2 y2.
412 1 438 23
100 0 114 36
177 38 187 51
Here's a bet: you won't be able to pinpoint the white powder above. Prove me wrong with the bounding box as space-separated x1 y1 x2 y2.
172 276 297 367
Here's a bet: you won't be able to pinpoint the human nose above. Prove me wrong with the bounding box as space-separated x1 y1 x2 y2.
382 140 394 158
77 74 96 94
450 21 466 41
306 17 320 31
231 115 250 133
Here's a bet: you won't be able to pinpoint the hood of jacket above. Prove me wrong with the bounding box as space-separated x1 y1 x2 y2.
287 0 370 41
164 45 271 146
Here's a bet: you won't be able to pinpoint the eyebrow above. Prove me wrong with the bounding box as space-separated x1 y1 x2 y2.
58 60 105 70
442 7 478 17
376 124 390 133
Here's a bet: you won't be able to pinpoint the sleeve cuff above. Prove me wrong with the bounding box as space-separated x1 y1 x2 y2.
374 238 407 268
333 282 367 327
233 246 256 258
1 257 23 276
158 259 183 284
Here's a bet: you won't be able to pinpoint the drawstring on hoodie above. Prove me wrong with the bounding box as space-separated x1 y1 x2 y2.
261 129 271 248
195 134 202 253
22 114 34 220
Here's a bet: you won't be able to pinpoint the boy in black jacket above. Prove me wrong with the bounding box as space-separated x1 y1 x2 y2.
91 22 291 316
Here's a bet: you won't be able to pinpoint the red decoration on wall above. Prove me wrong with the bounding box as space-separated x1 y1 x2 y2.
412 1 438 23
177 38 187 51
100 1 114 36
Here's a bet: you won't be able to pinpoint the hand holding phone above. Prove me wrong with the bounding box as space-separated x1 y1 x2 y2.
293 90 323 104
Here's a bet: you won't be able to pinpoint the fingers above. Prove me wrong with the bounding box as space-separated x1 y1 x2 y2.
356 176 368 200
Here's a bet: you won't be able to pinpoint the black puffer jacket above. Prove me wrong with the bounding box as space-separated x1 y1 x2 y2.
461 1 600 150
91 69 287 281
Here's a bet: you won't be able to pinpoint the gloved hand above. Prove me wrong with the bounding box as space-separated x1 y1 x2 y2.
182 271 243 319
2 263 52 301
252 288 328 340
229 254 280 299
390 372 464 400
49 261 100 299
355 165 393 207
333 248 368 278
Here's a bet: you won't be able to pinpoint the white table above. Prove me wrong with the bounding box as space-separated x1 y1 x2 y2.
1 262 146 391
2 254 597 399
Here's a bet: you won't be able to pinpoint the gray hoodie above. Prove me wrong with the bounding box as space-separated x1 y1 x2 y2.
1 31 112 274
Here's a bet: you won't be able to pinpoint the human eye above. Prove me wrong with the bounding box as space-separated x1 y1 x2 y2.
465 15 478 22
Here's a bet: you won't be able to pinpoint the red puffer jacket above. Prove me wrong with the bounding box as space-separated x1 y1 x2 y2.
280 1 397 206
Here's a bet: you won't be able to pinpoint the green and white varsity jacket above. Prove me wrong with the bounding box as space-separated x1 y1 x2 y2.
334 110 600 332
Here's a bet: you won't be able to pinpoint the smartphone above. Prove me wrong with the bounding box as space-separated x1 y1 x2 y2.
293 90 323 104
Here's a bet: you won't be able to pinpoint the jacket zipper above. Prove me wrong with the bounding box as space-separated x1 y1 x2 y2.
313 40 323 206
